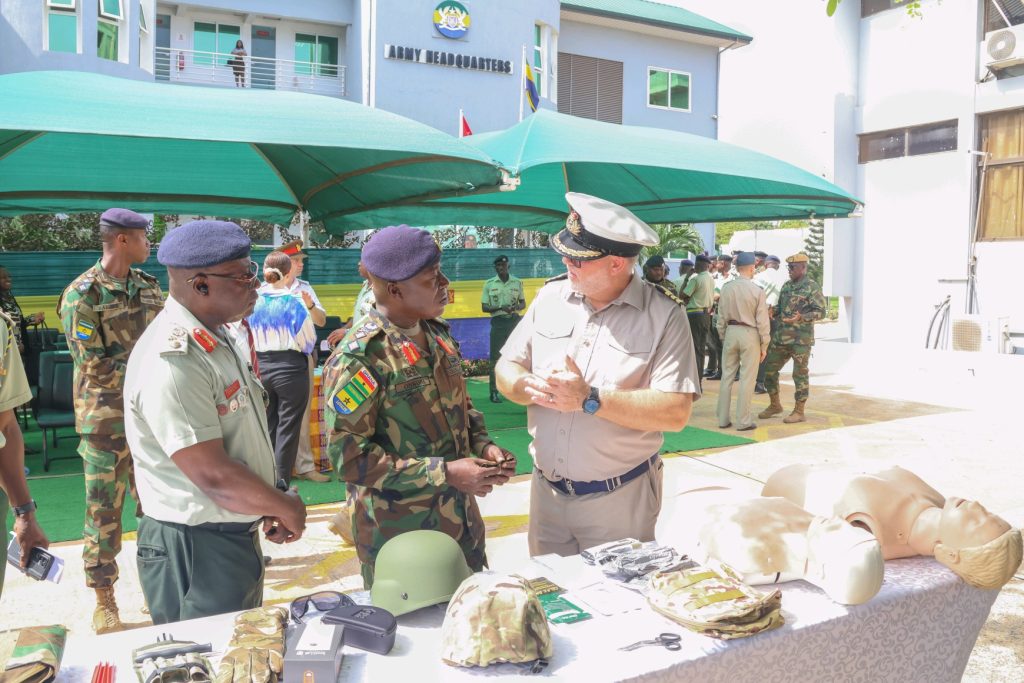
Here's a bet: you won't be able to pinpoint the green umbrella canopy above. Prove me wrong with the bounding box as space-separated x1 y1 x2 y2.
347 109 861 231
0 71 503 229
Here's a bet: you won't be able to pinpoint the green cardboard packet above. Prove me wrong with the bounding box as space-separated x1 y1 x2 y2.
0 625 67 683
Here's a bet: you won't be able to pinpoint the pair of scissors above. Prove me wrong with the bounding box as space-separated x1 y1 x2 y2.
618 633 682 651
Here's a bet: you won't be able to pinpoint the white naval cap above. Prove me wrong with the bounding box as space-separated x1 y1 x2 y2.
551 192 659 261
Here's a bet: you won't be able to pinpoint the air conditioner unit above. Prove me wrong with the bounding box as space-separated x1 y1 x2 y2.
982 25 1024 74
949 315 1010 354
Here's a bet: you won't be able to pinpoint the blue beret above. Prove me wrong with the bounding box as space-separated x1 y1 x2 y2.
679 259 694 267
735 251 756 267
766 255 781 264
158 220 251 268
100 208 149 230
644 255 665 268
695 254 712 264
362 225 441 281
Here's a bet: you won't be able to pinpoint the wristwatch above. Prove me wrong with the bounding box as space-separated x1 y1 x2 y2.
12 499 37 517
582 386 601 415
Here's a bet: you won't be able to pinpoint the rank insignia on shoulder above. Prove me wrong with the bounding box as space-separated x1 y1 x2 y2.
435 335 455 356
332 368 379 415
74 320 95 341
192 327 218 352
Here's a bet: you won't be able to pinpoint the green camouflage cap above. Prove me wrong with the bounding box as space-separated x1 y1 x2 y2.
441 572 553 668
647 560 784 640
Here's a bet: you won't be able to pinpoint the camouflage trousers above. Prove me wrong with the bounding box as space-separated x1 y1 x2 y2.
762 343 812 403
79 434 140 588
352 485 487 589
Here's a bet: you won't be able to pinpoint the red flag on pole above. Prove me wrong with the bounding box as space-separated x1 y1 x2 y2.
459 109 473 137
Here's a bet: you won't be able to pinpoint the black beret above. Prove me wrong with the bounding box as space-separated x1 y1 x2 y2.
766 255 781 264
494 255 509 265
158 220 251 268
679 259 694 267
753 250 768 258
644 255 666 268
719 254 733 262
695 254 712 264
362 225 441 281
100 208 149 230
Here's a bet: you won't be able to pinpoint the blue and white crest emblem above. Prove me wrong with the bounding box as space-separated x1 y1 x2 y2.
433 2 471 39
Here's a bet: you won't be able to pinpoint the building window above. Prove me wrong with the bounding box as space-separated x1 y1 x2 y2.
533 24 545 98
532 23 558 104
295 34 339 77
647 67 691 112
98 0 122 20
858 120 957 163
978 109 1024 240
985 0 1024 33
46 0 78 53
139 3 148 34
861 0 908 18
556 52 623 124
194 22 240 66
97 21 118 60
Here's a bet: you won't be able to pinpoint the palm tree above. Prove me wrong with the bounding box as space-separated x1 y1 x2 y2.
640 223 704 262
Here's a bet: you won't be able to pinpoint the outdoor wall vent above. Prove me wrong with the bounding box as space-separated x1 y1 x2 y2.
950 315 1010 354
981 26 1024 78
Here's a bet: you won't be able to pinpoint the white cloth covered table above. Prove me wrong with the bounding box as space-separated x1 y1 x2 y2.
58 556 996 683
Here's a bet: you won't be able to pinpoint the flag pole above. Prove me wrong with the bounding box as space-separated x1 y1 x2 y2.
458 108 464 138
519 44 526 122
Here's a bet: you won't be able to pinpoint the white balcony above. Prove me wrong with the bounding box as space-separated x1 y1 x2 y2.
154 47 345 98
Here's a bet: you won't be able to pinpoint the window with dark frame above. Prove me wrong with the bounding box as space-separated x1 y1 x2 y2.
858 120 958 163
985 0 1024 33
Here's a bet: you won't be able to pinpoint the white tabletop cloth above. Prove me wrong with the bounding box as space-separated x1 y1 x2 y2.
59 556 997 683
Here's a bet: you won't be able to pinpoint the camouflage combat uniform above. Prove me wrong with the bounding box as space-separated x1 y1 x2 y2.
762 275 826 402
58 261 163 588
323 307 494 588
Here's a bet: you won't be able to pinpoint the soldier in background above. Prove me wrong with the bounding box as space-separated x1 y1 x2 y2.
753 255 786 393
481 255 525 403
758 252 827 425
324 225 515 588
58 209 164 633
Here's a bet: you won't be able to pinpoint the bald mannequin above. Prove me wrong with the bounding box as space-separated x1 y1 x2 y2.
668 487 884 605
763 465 1023 590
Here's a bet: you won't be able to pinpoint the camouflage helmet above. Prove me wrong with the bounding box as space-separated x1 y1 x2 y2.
371 530 473 616
440 573 553 668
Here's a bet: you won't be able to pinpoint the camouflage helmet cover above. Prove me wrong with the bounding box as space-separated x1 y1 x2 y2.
441 572 554 668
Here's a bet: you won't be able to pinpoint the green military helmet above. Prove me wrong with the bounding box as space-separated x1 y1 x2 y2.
371 530 473 616
441 572 553 669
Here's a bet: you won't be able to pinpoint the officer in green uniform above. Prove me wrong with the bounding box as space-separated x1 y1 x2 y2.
123 220 306 625
480 255 525 403
0 310 49 602
323 225 516 588
57 208 163 633
758 252 827 424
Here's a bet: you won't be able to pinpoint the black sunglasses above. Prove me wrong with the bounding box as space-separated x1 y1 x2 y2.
290 591 356 623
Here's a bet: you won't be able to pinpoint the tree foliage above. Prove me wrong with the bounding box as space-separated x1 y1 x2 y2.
715 219 809 252
0 213 104 251
803 219 825 286
640 223 704 261
827 0 922 18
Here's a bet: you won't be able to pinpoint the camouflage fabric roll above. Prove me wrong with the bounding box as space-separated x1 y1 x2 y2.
214 607 288 683
441 573 553 668
647 560 784 640
0 625 67 683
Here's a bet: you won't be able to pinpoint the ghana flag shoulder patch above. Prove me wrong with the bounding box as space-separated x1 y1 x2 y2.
332 367 379 415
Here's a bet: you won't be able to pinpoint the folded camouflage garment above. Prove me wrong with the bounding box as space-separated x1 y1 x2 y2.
647 561 784 640
0 625 67 683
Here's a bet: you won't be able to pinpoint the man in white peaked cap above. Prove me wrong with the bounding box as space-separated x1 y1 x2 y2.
496 193 701 556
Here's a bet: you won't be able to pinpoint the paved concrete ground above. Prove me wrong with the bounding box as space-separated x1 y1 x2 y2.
1 338 1020 680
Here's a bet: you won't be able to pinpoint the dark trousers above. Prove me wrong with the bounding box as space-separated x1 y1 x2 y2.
687 311 710 377
136 516 264 625
706 324 723 374
257 350 311 485
489 315 520 393
757 317 781 385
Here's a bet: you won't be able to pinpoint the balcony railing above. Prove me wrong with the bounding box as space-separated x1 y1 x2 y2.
154 47 345 98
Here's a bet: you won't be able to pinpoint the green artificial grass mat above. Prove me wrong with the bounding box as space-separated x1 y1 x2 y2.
13 380 751 542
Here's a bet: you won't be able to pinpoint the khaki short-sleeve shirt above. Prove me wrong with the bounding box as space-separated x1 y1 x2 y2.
124 296 276 525
501 275 700 482
0 312 32 450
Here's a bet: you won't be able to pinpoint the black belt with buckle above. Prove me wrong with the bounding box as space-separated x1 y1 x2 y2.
194 520 261 534
727 320 753 327
542 454 659 497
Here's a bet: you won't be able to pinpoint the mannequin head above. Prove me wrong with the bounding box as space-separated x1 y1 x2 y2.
804 517 884 605
933 497 1022 589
